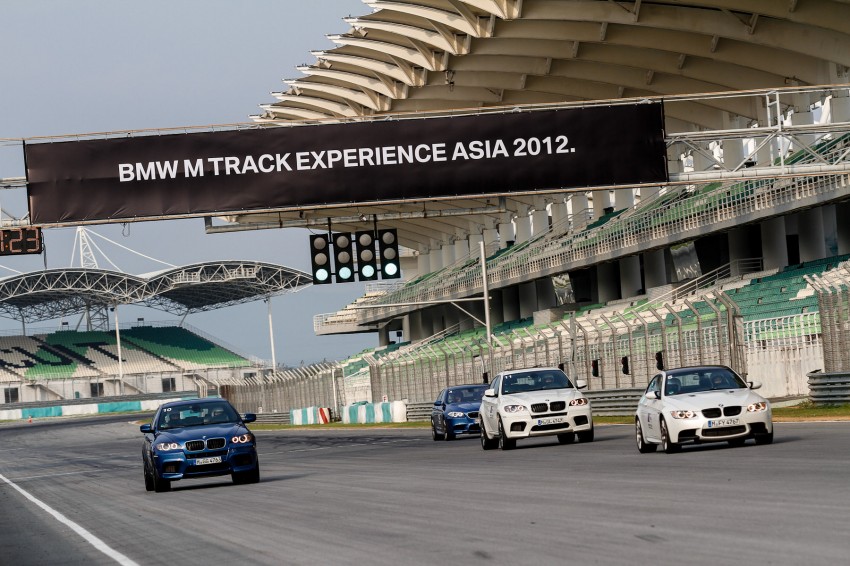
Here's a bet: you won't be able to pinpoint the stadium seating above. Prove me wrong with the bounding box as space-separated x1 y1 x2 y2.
0 326 251 380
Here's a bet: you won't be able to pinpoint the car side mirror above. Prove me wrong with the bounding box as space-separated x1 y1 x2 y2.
483 388 496 397
575 379 587 390
139 423 152 434
433 400 441 406
748 381 762 390
242 413 257 423
651 391 661 400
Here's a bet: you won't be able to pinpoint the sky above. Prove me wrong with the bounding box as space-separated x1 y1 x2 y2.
0 0 376 366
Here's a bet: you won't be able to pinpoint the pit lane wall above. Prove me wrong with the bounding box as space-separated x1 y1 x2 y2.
0 397 184 421
342 401 406 424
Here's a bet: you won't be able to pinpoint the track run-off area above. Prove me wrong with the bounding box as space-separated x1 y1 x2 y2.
1 416 849 565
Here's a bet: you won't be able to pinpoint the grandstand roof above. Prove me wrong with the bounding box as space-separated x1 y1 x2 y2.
218 0 850 252
0 261 311 323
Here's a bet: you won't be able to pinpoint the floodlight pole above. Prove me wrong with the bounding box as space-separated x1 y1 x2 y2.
113 303 124 395
479 240 492 346
267 297 277 369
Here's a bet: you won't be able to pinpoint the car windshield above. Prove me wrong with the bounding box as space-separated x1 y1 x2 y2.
445 386 488 404
501 370 572 394
664 368 747 396
157 402 240 429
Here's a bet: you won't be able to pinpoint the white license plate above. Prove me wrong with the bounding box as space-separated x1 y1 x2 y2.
707 418 740 428
537 416 566 425
194 456 222 465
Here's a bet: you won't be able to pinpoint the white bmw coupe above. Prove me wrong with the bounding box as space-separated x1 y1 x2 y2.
635 365 773 454
479 367 593 450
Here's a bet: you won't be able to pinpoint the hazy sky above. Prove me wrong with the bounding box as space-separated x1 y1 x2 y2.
0 0 377 365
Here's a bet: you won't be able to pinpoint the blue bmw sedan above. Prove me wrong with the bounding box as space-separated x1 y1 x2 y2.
431 384 488 440
141 398 259 492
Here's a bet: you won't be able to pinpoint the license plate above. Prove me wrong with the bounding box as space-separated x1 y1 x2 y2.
194 456 222 465
537 417 566 425
707 418 740 428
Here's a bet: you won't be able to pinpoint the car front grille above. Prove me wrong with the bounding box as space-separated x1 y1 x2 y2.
702 425 747 437
185 438 227 452
723 406 742 416
531 403 548 413
550 401 566 412
702 408 722 418
467 411 479 419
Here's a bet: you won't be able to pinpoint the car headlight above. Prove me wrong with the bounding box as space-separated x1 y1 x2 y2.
502 405 527 413
569 398 588 406
446 411 465 418
670 410 699 419
231 433 254 444
155 442 180 451
747 402 768 413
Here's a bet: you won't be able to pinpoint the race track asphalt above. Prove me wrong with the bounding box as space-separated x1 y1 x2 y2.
1 417 849 565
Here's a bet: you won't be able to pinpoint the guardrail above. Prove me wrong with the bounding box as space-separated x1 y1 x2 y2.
1 390 196 411
405 388 644 421
253 412 292 425
807 371 850 405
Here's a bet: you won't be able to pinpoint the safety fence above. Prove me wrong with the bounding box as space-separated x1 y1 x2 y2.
224 299 830 418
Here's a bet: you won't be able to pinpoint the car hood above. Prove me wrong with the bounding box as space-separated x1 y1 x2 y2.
501 389 579 405
666 389 764 410
155 423 248 442
446 402 481 412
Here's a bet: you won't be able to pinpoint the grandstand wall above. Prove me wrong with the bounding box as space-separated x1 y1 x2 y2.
0 325 262 406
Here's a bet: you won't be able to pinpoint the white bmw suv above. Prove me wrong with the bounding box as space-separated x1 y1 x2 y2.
479 367 593 450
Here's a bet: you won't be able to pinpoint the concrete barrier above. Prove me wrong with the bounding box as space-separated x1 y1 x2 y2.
342 401 406 424
0 397 184 422
289 406 332 425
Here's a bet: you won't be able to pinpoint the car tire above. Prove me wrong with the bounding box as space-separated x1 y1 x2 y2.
577 426 594 443
479 419 497 450
233 464 261 485
754 431 774 445
636 419 657 454
557 433 575 444
660 419 680 454
727 437 747 448
497 417 515 450
152 471 171 493
143 466 155 492
431 421 444 441
444 431 455 441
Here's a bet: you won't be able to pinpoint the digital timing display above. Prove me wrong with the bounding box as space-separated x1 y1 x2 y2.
0 227 43 256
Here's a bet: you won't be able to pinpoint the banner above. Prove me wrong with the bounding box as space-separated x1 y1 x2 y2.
25 103 667 224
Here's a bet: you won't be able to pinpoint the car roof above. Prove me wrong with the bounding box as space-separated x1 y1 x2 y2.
498 367 562 376
159 398 227 409
664 365 732 373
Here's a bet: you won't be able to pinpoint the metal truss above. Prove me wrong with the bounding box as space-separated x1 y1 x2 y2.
0 261 311 323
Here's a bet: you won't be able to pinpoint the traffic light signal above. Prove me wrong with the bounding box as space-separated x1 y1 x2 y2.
309 234 331 284
332 232 355 283
378 228 400 279
591 359 599 377
621 356 630 375
355 230 378 281
655 351 664 370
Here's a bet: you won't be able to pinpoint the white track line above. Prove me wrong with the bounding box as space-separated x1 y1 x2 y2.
0 473 139 566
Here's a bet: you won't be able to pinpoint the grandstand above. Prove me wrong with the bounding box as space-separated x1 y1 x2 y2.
210 1 850 413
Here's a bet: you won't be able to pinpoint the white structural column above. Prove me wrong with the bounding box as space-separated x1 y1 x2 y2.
514 205 532 243
722 113 746 169
756 103 776 166
454 234 470 261
417 246 430 275
531 197 549 236
791 93 817 149
798 208 826 262
837 202 850 254
691 140 714 172
441 240 455 268
570 192 590 229
761 216 789 270
429 240 444 273
592 190 612 219
597 262 619 303
831 89 850 123
498 213 514 248
614 186 641 297
550 195 569 232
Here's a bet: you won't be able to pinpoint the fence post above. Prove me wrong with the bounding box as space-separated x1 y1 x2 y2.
664 303 685 368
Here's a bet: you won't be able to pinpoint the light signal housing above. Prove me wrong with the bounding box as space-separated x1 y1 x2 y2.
309 234 331 284
355 230 378 281
332 232 355 283
378 228 400 279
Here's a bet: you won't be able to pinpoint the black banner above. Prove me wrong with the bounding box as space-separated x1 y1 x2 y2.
25 103 667 225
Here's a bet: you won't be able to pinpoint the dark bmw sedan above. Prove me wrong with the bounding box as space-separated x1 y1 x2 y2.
431 384 488 440
141 398 259 492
